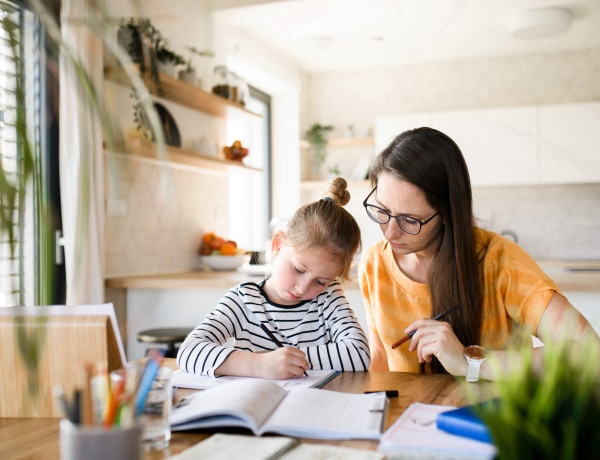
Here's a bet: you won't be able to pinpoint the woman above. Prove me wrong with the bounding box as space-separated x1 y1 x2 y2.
358 127 599 380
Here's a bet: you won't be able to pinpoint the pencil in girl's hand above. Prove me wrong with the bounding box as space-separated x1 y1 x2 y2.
261 323 308 377
391 306 458 349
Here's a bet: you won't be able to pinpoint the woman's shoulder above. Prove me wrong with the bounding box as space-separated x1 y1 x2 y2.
475 227 547 276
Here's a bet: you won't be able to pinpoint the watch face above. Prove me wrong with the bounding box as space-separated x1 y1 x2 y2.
464 345 487 360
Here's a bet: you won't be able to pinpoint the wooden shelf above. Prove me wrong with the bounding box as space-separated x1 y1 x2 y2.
104 66 261 119
300 179 369 188
107 139 262 174
300 137 374 149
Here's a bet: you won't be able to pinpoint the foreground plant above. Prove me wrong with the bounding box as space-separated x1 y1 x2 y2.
474 334 600 459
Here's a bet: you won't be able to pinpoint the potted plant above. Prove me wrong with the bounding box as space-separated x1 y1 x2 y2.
117 18 161 94
305 123 333 179
178 46 214 86
144 21 184 77
118 18 184 84
472 333 600 459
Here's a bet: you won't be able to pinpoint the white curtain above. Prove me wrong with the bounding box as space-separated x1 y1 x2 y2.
59 0 105 305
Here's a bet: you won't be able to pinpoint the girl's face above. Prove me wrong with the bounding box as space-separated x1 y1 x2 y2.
373 173 443 257
265 233 343 305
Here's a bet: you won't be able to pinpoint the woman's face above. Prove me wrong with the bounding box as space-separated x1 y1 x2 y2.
372 173 443 257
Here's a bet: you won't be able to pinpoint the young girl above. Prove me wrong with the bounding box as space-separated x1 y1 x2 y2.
177 177 370 379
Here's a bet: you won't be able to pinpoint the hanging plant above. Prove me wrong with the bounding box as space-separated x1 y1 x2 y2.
305 123 333 172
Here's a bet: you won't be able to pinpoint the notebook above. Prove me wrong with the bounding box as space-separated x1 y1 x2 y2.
377 402 497 459
170 433 385 460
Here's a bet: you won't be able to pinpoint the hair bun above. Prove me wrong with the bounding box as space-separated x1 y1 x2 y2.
325 177 350 206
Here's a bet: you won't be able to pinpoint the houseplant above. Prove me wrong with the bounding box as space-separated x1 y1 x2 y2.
472 332 600 459
305 123 333 179
178 45 214 86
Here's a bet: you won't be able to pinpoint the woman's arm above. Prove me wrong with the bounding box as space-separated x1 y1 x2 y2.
409 292 600 380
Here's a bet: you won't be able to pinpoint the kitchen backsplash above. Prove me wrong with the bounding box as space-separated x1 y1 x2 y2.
105 154 230 277
473 182 600 260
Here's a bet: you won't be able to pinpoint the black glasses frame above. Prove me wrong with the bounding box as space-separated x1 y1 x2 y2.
362 187 440 235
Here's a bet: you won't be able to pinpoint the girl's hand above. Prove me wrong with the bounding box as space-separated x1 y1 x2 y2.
254 347 309 380
406 318 468 376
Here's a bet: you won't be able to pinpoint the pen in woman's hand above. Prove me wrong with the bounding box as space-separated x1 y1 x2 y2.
260 323 308 377
391 306 458 349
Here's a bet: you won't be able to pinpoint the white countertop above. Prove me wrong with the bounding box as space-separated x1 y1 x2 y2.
106 260 600 293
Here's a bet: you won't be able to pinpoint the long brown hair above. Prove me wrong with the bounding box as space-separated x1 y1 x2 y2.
284 177 361 281
369 127 483 373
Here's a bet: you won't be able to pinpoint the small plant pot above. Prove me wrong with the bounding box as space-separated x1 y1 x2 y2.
158 62 176 77
178 69 197 85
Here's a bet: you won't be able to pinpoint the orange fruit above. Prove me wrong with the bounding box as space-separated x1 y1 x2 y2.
202 232 215 244
219 242 237 255
209 236 225 249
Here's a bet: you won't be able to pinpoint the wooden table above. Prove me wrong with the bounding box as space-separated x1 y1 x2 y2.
0 361 494 459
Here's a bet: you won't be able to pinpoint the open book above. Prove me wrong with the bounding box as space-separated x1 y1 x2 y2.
170 379 387 440
171 368 339 391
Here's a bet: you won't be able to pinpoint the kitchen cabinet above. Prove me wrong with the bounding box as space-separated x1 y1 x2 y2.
539 102 600 183
374 102 600 186
431 107 538 186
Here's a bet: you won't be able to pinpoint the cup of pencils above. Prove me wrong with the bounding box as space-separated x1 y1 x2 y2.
59 419 142 460
56 347 171 457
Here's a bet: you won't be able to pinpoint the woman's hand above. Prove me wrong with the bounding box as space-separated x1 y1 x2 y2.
216 347 309 380
406 318 468 376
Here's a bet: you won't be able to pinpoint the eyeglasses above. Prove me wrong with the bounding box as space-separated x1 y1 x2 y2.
362 187 440 235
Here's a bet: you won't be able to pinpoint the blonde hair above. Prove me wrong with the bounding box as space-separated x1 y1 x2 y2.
283 177 361 281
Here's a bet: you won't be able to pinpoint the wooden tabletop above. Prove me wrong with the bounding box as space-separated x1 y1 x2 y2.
0 361 494 460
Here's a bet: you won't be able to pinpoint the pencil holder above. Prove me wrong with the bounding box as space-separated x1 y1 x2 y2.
59 419 142 460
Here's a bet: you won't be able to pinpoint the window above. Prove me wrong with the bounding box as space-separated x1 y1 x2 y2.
0 0 63 306
226 86 272 253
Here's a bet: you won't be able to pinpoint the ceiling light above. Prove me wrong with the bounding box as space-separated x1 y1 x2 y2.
510 7 572 39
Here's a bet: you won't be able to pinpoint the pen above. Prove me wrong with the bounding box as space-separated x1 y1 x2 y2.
53 385 74 422
391 306 458 349
260 323 308 377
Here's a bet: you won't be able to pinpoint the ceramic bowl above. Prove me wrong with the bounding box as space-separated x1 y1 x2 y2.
199 254 249 271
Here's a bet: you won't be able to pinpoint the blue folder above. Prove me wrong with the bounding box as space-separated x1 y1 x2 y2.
436 401 496 444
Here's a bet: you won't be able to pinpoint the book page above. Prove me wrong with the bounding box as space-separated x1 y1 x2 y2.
171 369 338 391
169 433 299 460
170 379 288 433
262 387 386 440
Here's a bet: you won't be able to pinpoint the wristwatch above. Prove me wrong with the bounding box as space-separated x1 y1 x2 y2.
464 345 487 382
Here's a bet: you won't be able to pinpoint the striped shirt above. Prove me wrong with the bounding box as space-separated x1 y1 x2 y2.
358 228 561 373
177 280 371 376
